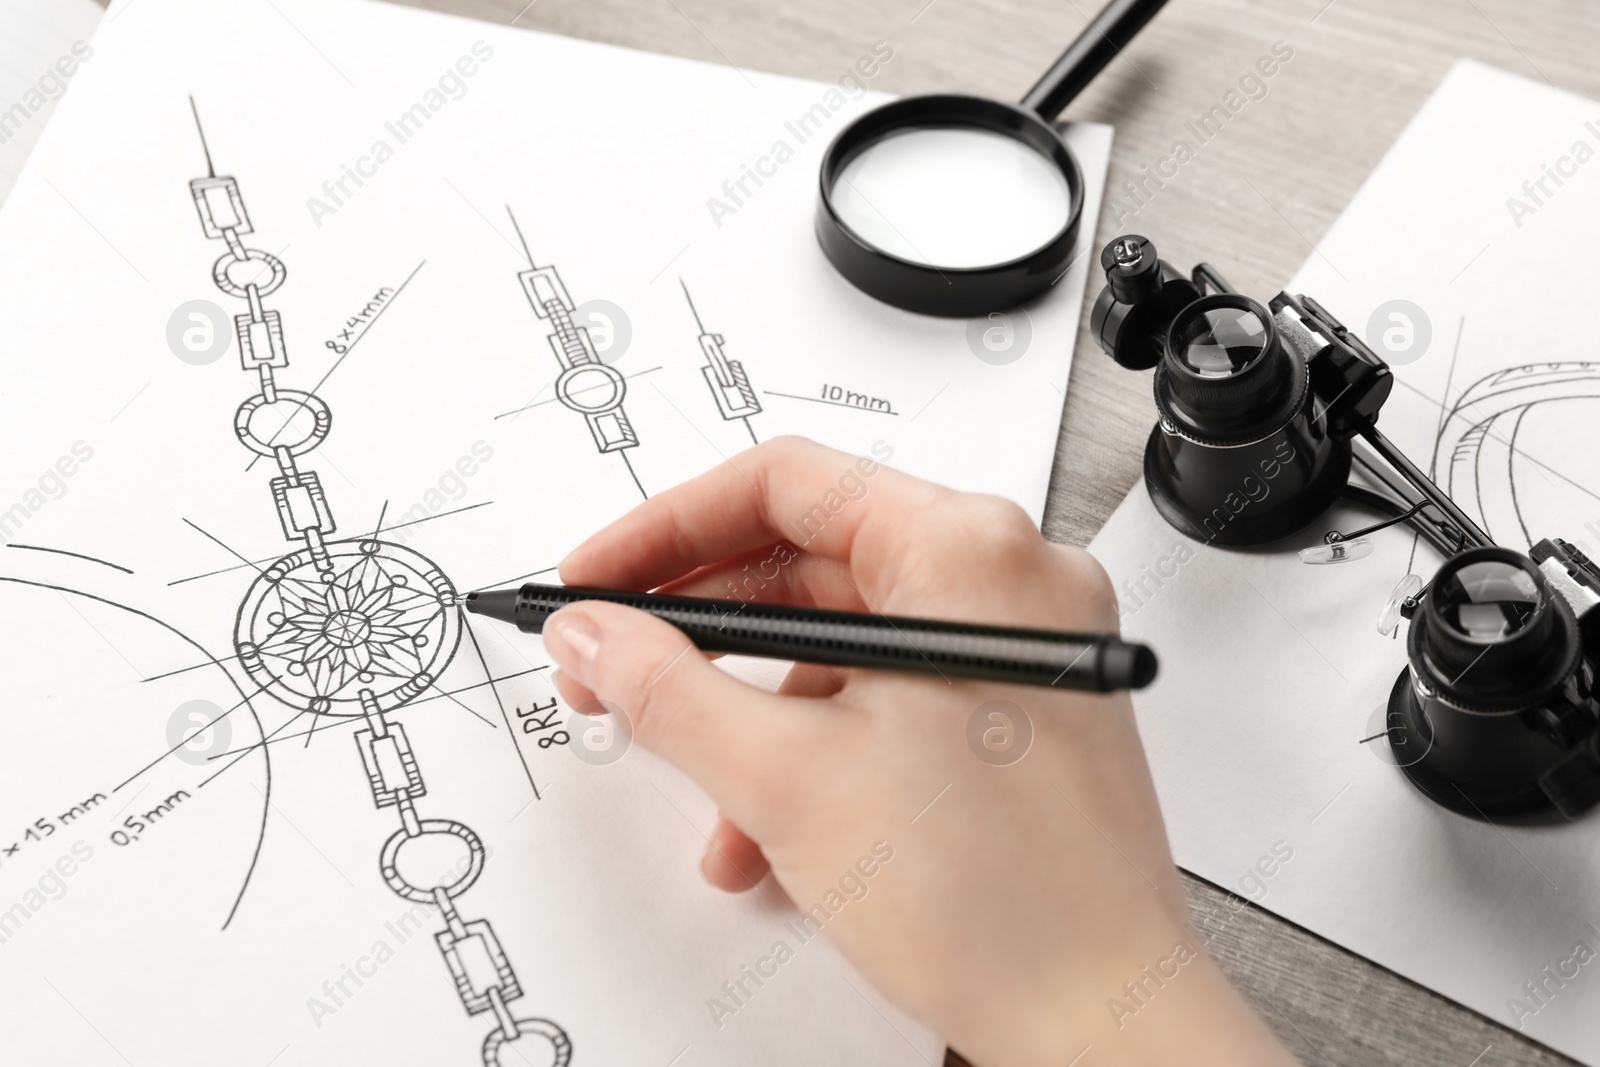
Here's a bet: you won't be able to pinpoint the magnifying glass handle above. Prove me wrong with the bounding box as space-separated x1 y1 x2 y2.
1020 0 1168 120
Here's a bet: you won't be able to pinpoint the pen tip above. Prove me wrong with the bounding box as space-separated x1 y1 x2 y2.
461 588 518 623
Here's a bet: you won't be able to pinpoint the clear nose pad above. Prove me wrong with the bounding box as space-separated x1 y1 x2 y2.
1298 538 1375 565
1377 573 1425 636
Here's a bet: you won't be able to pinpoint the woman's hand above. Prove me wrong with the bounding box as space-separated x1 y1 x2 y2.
545 437 1293 1067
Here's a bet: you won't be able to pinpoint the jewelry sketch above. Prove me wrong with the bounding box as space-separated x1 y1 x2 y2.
506 208 645 501
189 104 572 1066
1433 361 1600 547
680 279 760 446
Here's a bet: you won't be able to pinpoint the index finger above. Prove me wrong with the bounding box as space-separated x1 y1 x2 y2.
560 436 945 592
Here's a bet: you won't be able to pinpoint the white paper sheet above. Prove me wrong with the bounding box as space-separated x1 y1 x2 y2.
0 0 103 206
0 0 1111 1063
1091 59 1600 1063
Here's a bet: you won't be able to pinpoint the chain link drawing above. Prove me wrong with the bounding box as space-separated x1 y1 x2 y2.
681 279 760 447
188 103 571 1066
506 208 645 502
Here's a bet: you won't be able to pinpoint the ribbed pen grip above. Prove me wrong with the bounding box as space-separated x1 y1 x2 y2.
506 584 1155 692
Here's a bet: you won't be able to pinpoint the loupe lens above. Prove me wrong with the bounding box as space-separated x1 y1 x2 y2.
1431 559 1542 641
1155 295 1300 444
829 126 1072 270
1413 549 1574 707
1174 305 1268 377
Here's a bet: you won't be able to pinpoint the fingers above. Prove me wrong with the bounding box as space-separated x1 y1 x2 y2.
700 815 770 892
1049 543 1120 631
778 662 849 700
560 436 945 594
541 600 822 807
657 545 864 611
551 666 600 713
554 657 786 893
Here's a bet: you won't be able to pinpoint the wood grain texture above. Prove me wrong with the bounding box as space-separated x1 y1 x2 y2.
140 0 1599 1061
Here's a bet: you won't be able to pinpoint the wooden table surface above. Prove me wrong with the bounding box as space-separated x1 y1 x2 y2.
150 0 1600 1061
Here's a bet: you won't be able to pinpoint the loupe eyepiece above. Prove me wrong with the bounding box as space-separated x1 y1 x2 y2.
1157 295 1301 444
1422 551 1567 702
1386 547 1599 819
1090 234 1426 548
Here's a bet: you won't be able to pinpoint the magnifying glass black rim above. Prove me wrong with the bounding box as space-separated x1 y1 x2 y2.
816 94 1085 319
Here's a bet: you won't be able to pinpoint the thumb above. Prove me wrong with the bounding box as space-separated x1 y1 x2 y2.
541 600 815 805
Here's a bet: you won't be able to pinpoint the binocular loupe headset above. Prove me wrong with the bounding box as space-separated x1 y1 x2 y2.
1094 234 1600 823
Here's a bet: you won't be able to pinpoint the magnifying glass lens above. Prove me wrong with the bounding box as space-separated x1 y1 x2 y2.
829 126 1072 270
1433 559 1542 640
1175 306 1268 378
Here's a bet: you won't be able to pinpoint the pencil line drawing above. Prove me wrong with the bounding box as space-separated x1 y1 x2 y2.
491 367 663 422
189 103 572 1065
680 279 760 446
5 543 135 574
0 575 271 929
507 207 645 501
166 500 498 587
764 389 900 416
1434 361 1600 548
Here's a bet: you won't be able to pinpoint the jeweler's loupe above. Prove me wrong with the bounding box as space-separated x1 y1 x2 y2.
815 0 1168 317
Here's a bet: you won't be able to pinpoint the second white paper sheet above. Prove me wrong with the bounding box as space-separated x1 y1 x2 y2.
0 0 103 205
1093 60 1600 1064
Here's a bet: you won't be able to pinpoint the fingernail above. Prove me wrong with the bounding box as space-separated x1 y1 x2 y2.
699 845 722 886
544 609 602 688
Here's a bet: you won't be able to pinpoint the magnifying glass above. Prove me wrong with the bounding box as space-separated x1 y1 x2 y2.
815 0 1168 317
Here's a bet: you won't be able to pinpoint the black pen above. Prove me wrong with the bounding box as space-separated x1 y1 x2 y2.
464 583 1157 693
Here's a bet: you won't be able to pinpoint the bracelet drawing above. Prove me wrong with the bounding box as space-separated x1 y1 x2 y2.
187 101 572 1067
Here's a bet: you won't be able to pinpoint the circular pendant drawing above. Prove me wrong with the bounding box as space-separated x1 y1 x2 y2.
235 540 460 716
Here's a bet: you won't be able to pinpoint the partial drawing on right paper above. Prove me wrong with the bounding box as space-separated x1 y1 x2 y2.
1435 360 1600 548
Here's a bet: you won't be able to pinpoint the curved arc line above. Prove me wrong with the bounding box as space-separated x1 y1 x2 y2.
1507 405 1534 548
1435 362 1600 548
0 575 271 930
5 544 135 574
1441 363 1600 433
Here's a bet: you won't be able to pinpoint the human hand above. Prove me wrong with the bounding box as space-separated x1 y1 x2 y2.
546 437 1293 1067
